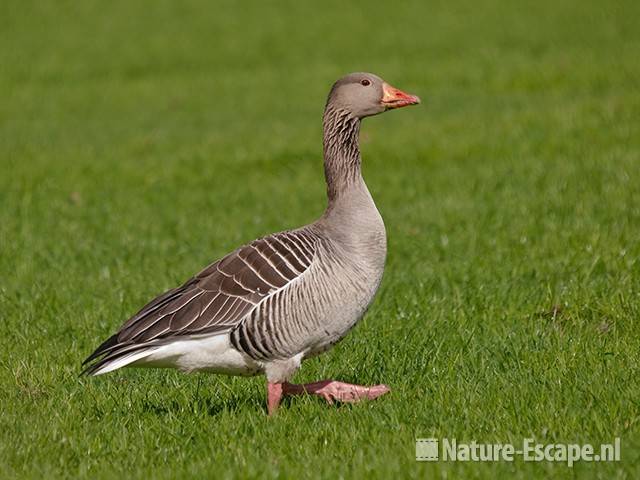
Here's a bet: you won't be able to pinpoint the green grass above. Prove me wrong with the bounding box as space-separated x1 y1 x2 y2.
1 0 640 478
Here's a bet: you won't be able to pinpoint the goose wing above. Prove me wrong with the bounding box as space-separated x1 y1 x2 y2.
82 229 318 374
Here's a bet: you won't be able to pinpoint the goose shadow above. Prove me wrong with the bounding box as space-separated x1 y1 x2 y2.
140 394 262 417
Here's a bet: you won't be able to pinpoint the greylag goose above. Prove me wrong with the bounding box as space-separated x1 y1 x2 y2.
83 72 420 415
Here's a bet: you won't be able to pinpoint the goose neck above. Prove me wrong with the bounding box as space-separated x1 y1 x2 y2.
322 106 362 202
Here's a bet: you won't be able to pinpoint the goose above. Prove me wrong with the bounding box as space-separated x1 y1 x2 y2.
82 72 420 415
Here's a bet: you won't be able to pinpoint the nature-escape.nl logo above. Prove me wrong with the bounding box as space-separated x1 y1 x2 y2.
416 438 621 467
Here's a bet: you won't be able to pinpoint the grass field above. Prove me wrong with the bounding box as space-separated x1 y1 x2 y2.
2 0 640 478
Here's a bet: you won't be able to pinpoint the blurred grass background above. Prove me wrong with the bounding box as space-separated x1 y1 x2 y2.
1 0 639 478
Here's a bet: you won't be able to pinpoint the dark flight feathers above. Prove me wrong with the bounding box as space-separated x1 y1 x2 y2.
82 230 317 374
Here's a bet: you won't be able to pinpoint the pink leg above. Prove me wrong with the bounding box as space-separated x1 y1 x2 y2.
267 382 284 416
283 380 390 405
267 380 390 414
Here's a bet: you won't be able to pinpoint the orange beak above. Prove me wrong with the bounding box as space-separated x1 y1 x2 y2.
381 82 421 109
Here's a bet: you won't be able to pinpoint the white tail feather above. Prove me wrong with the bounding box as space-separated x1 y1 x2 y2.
90 348 160 376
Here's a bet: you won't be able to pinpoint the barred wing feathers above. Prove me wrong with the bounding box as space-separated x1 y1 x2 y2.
82 230 318 375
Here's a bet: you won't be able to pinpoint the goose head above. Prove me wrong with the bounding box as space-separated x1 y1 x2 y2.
327 72 420 119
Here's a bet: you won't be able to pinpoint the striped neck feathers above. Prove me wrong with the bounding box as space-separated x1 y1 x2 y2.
322 105 362 202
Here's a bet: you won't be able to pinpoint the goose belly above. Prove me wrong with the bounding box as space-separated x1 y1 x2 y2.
305 260 385 357
133 334 261 376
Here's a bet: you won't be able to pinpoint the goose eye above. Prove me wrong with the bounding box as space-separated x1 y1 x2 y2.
360 79 371 86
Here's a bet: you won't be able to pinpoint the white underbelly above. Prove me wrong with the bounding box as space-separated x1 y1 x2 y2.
133 334 261 376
